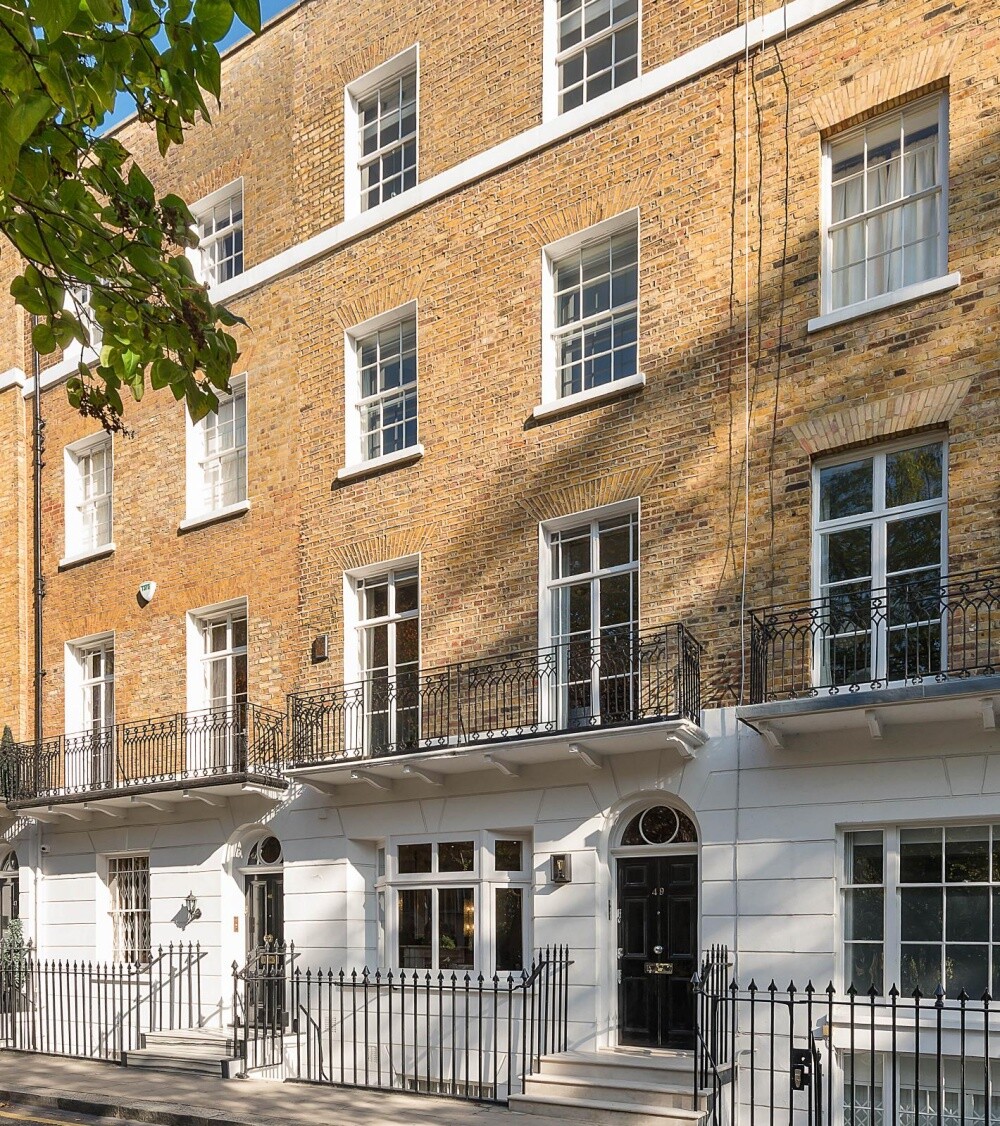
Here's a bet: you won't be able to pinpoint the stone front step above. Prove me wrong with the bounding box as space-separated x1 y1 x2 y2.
122 1026 241 1078
509 1049 709 1125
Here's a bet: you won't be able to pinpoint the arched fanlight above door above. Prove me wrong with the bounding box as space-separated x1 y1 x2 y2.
619 806 698 847
245 835 282 867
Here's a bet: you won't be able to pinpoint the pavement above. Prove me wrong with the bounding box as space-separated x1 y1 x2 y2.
0 1052 567 1126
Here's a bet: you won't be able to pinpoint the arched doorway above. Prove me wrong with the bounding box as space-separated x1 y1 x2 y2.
241 834 284 956
614 805 698 1049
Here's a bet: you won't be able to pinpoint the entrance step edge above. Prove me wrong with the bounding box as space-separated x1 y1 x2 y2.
508 1091 706 1125
522 1073 704 1111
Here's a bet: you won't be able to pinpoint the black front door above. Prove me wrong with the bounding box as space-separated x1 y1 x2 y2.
617 854 697 1048
245 873 285 1024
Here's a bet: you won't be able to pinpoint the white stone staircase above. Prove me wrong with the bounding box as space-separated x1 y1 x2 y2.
509 1048 715 1125
123 1027 242 1077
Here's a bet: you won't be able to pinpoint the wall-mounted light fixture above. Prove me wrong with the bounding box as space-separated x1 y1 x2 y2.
184 891 202 921
550 854 572 884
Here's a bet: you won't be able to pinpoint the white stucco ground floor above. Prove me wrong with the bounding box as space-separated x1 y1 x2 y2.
4 693 1000 1119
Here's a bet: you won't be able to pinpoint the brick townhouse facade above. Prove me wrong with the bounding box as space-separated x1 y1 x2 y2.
0 0 997 1119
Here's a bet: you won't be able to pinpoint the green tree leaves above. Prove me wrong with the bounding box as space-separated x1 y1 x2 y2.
0 0 261 428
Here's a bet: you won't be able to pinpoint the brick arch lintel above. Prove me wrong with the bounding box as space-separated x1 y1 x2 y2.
516 460 664 524
330 526 433 574
790 378 972 457
808 36 962 135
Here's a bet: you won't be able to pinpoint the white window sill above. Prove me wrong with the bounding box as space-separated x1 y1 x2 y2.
336 444 424 483
532 372 646 422
178 499 251 533
807 272 961 333
58 542 116 570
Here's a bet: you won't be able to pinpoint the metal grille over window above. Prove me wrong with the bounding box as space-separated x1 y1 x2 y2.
553 229 638 398
358 71 417 211
200 385 247 512
108 855 150 965
827 97 945 311
557 0 639 112
198 189 244 286
357 317 417 460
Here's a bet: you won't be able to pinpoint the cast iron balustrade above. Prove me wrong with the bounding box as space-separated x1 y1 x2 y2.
288 623 701 766
233 943 572 1103
1 703 286 805
748 567 1000 703
692 967 1000 1126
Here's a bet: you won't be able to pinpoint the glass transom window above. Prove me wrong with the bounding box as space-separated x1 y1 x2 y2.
358 71 417 211
825 97 947 312
552 226 638 399
814 440 945 687
357 316 417 461
557 0 639 112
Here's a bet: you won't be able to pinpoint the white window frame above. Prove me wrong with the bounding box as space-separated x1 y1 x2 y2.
186 598 248 713
538 499 640 728
182 373 249 530
344 46 419 222
810 434 948 688
376 832 532 974
815 94 957 329
185 598 249 775
106 853 151 966
343 558 420 757
64 632 115 789
62 431 114 567
62 284 103 366
544 0 641 120
339 301 424 481
537 210 645 419
841 823 1000 1000
191 179 245 289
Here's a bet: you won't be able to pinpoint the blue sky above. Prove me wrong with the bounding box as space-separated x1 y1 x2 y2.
103 0 293 130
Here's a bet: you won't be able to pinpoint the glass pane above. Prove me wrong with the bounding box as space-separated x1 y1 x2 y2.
558 531 591 578
496 887 524 972
233 615 247 649
947 944 989 998
598 517 635 568
847 830 884 884
439 840 475 873
398 888 432 968
398 843 432 874
901 887 943 941
900 943 940 996
823 526 872 586
885 443 943 507
946 887 989 942
900 827 942 883
819 459 873 520
846 943 884 994
495 840 523 872
846 887 884 942
886 512 941 575
438 887 474 969
946 827 990 883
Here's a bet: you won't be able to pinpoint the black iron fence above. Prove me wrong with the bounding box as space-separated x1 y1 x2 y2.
0 942 205 1061
2 703 286 804
234 945 572 1103
289 624 700 765
748 568 1000 703
693 971 1000 1125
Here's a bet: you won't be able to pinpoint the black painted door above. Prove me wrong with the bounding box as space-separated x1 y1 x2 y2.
617 854 698 1048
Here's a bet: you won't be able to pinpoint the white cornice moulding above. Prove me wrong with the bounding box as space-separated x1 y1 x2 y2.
24 0 856 398
211 0 856 304
0 368 25 391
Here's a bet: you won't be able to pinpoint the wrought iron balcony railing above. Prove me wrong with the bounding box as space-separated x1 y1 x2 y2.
748 568 1000 704
2 703 286 804
288 623 701 767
